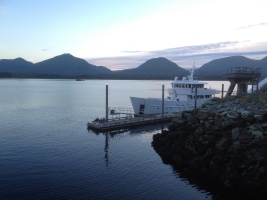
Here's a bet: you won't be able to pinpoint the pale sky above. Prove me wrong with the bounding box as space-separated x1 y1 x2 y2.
1 0 267 70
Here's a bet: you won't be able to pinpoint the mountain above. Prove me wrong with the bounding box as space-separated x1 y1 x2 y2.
198 56 267 79
33 54 111 75
115 57 189 79
1 54 266 80
0 58 34 73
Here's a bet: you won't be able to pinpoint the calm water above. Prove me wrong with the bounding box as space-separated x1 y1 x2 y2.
0 79 229 200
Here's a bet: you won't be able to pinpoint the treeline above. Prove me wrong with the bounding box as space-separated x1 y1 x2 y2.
0 72 12 78
3 73 226 80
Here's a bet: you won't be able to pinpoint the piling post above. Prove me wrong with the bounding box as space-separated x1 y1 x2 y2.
194 85 197 108
106 85 108 121
256 71 259 92
162 85 164 119
221 84 224 99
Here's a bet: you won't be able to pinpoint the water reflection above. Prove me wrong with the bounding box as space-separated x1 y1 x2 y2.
104 132 109 168
89 123 170 169
88 124 214 199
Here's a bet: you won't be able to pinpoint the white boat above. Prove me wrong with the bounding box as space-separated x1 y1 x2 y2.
130 64 220 115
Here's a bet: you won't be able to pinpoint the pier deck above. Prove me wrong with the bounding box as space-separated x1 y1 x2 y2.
87 113 181 132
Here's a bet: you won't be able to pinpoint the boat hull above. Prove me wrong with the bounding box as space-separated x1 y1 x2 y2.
130 97 200 115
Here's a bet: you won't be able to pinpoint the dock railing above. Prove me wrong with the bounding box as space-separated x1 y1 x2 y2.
108 107 135 121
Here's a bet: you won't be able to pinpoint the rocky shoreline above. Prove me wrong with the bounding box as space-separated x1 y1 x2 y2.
152 95 267 199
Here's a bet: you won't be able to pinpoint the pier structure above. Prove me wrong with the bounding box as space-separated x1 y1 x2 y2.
87 112 181 132
222 67 261 97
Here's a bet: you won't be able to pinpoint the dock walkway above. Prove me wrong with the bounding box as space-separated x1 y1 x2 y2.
87 113 181 132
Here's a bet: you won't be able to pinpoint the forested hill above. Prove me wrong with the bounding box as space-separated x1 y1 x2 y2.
33 54 111 75
198 56 267 79
112 57 189 79
0 54 266 79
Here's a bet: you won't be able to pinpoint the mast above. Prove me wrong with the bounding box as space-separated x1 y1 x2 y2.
189 62 195 81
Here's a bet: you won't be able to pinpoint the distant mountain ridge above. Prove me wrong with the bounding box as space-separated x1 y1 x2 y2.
114 57 189 78
33 54 111 75
0 53 266 79
198 56 267 79
0 58 34 73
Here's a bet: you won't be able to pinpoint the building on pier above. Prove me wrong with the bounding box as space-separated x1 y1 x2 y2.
223 67 261 97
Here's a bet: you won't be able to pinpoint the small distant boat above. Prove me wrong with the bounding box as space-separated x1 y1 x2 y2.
76 78 85 81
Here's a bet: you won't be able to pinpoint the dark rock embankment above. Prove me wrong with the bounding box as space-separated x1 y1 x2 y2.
152 96 267 198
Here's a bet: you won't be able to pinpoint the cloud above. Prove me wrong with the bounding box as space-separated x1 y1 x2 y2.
237 22 267 29
121 50 143 53
86 41 267 70
41 48 50 52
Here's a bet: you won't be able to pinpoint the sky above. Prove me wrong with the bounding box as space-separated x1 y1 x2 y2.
1 0 267 70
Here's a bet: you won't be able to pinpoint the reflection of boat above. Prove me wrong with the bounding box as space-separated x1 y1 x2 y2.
76 78 85 81
130 64 219 115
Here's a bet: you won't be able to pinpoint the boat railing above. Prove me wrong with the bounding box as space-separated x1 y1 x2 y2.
109 107 135 115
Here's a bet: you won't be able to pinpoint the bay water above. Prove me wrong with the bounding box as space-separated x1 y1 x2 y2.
0 79 230 199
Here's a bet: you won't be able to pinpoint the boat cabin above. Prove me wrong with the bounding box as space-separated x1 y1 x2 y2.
171 83 204 89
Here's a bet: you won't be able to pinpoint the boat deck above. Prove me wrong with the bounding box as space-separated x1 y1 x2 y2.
87 113 181 132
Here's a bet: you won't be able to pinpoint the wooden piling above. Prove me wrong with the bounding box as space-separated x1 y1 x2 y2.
106 85 108 121
162 85 164 119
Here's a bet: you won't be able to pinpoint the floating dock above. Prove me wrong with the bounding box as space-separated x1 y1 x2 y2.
87 113 181 132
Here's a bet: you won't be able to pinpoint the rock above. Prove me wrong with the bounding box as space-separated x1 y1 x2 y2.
152 95 267 198
237 108 245 113
253 115 265 122
249 125 258 131
211 126 220 131
172 154 184 165
232 128 240 140
205 122 211 129
253 123 264 132
232 140 241 150
262 123 267 128
251 130 264 138
221 111 228 116
242 115 255 123
254 109 267 115
205 100 216 105
195 127 203 134
186 116 198 124
238 134 254 144
227 112 239 119
215 138 230 150
195 111 210 120
222 120 231 129
172 118 186 124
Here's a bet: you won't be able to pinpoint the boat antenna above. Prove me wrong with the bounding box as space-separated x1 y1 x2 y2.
189 62 195 81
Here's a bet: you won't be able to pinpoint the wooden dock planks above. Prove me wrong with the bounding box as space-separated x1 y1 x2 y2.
87 114 180 132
